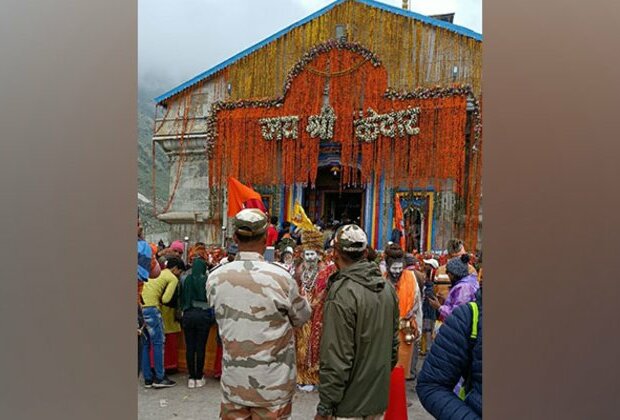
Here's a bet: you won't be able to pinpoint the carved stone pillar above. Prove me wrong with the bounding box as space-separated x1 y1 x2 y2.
155 136 221 244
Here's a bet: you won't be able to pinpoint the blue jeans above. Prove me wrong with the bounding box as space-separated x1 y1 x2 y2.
141 306 165 381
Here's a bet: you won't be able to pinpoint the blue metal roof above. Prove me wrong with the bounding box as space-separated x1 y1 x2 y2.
357 0 482 40
154 0 482 104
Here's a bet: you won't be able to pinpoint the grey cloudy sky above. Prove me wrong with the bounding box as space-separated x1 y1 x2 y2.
139 0 481 96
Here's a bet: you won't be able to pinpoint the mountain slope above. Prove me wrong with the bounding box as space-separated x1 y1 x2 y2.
138 85 170 237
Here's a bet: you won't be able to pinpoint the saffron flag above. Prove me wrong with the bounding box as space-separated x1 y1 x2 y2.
289 201 316 232
227 177 266 217
394 195 406 250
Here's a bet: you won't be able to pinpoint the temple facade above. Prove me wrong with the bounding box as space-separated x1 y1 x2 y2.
151 0 483 252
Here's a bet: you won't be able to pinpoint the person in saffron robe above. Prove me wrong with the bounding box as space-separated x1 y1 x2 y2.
405 253 425 381
306 260 336 383
384 243 420 380
294 230 326 389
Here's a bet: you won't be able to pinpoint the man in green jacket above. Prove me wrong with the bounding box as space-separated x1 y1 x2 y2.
315 225 400 420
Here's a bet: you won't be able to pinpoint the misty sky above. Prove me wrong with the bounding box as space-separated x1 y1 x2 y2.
139 0 482 96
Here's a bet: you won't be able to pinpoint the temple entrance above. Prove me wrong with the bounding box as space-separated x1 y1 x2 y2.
303 166 365 228
322 191 364 224
397 191 434 253
404 206 423 253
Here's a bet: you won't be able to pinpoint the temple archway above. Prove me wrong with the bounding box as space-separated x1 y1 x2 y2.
303 165 365 229
404 206 423 253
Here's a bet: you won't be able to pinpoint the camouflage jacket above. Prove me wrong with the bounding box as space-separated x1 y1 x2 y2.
207 251 312 407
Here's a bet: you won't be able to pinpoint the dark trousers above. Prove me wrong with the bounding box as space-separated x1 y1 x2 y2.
182 309 213 380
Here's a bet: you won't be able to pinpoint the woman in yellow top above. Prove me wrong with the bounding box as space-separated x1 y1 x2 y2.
384 244 419 380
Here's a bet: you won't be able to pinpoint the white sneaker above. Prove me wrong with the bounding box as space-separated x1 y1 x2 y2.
196 377 206 388
188 379 195 389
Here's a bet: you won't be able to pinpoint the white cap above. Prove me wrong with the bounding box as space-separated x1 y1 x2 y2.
423 258 439 269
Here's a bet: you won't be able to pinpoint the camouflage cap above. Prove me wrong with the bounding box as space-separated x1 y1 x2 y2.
333 224 368 253
233 208 268 237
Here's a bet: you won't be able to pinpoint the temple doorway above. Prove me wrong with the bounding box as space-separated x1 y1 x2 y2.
404 206 423 253
303 166 365 228
322 191 364 224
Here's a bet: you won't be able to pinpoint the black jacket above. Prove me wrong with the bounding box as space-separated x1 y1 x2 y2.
417 288 482 419
317 260 399 418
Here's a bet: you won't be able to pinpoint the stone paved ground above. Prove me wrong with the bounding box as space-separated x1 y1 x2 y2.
138 359 434 419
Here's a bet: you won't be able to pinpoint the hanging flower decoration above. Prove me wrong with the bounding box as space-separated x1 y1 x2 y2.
205 40 382 158
470 96 482 151
354 109 381 143
259 115 299 141
384 85 482 149
205 39 481 216
283 39 381 92
353 107 420 143
306 104 337 140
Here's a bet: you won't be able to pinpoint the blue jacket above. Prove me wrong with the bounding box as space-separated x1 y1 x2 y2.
417 289 482 419
137 239 152 282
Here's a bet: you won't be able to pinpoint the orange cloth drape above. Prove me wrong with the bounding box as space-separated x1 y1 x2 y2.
393 196 406 250
150 333 180 371
204 324 222 378
394 270 417 379
395 270 416 318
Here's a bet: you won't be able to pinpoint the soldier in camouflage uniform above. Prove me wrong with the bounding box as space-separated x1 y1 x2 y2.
207 208 312 419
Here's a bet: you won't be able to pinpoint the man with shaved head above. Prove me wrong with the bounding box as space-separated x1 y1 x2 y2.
207 208 311 420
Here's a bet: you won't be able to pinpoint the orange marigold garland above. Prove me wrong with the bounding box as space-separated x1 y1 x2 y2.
463 95 483 251
205 40 480 226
